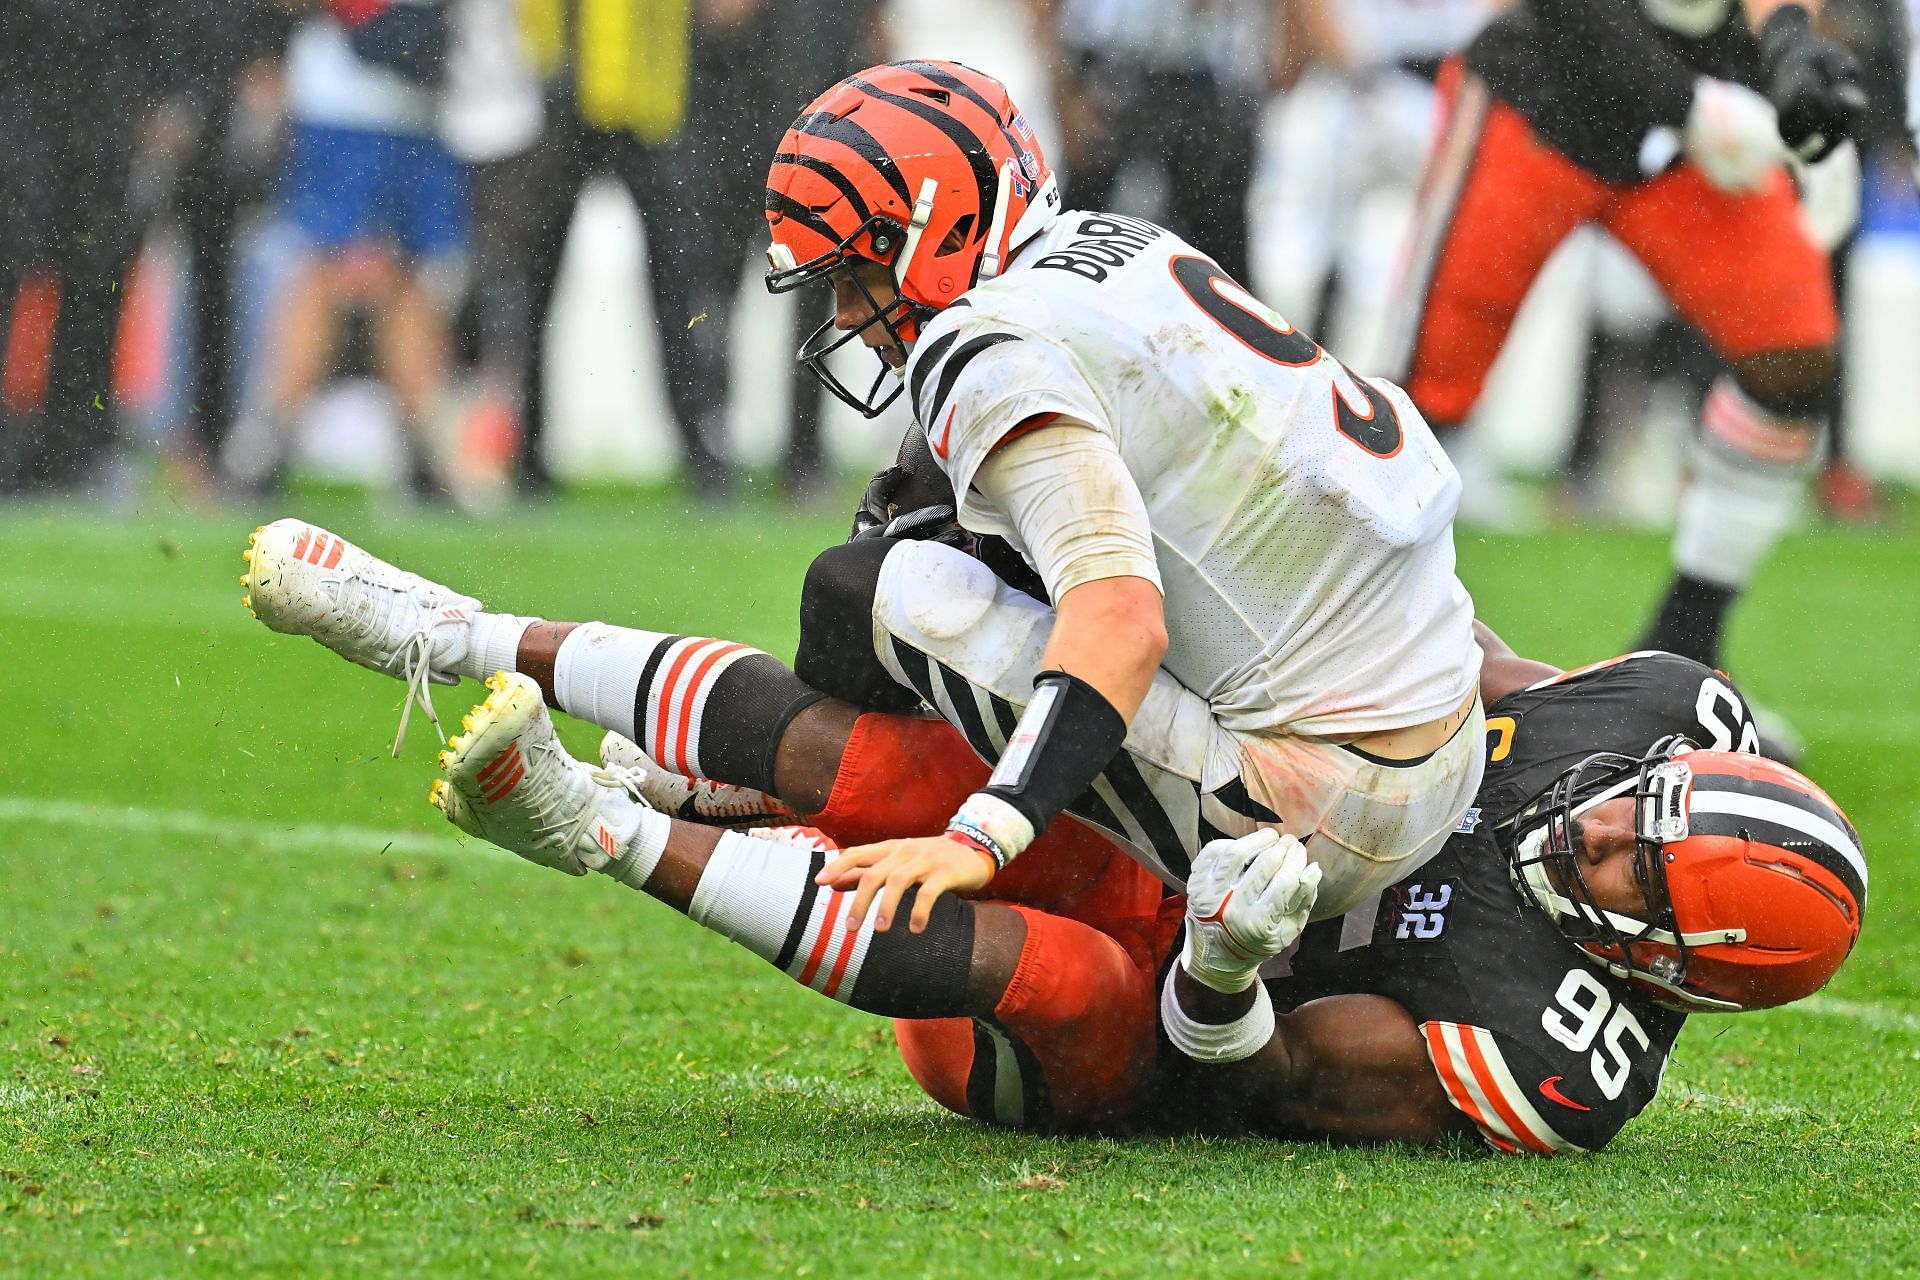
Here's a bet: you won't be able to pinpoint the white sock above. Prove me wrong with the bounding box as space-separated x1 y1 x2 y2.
1674 379 1820 588
551 623 767 777
456 612 539 683
682 829 879 1000
551 622 673 740
599 802 673 890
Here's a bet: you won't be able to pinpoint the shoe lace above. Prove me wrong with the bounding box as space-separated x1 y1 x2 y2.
589 761 652 801
537 753 652 865
389 631 444 757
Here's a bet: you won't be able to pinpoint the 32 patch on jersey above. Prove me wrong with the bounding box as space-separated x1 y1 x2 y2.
1390 881 1455 941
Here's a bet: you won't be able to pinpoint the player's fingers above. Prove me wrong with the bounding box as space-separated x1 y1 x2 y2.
1232 828 1281 876
844 858 900 929
818 846 875 886
1254 839 1313 911
819 839 907 886
908 872 951 934
1278 857 1325 914
1240 843 1286 898
872 862 926 933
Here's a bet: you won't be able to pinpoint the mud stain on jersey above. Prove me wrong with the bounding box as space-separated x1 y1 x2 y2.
1203 386 1257 447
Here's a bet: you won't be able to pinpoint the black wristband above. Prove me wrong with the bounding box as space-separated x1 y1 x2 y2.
981 670 1129 836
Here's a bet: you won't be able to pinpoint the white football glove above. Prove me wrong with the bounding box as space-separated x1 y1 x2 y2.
1181 829 1323 994
1684 76 1786 194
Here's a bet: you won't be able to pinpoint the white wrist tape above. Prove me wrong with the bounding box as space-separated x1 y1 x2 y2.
1159 968 1277 1064
945 791 1035 871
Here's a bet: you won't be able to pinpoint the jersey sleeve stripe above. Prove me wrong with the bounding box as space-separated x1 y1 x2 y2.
1456 1024 1584 1154
1421 1022 1519 1154
907 329 962 418
1426 1022 1588 1155
923 332 1022 426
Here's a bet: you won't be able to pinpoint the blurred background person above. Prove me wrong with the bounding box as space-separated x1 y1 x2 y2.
1034 0 1269 285
222 0 469 501
1812 0 1912 519
450 0 887 500
1249 0 1496 363
163 3 295 488
1379 0 1869 679
0 3 182 495
511 0 727 495
439 0 546 502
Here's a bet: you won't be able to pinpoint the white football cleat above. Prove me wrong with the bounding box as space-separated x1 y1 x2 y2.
598 731 795 826
1181 829 1323 993
431 672 659 877
241 518 481 752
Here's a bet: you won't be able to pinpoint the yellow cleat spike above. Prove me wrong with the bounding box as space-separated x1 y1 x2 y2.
242 595 252 612
249 526 262 544
429 779 448 809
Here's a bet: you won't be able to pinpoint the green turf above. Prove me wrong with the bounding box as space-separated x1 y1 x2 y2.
4 493 1917 1277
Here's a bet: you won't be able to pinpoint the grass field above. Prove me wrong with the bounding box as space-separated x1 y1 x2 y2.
3 491 1918 1277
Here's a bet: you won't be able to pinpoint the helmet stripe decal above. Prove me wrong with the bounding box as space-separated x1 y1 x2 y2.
763 190 844 248
1685 797 1867 908
847 77 1000 230
793 111 915 207
895 61 1029 159
919 332 1021 426
770 150 873 224
1690 773 1860 849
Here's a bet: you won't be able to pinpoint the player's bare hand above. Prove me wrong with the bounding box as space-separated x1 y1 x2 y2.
816 835 996 932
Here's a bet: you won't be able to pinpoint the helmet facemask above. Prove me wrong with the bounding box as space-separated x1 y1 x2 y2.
766 213 934 418
1506 739 1746 1012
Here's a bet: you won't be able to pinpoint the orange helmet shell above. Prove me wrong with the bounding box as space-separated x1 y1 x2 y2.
1511 743 1866 1014
765 61 1058 316
1627 751 1864 1010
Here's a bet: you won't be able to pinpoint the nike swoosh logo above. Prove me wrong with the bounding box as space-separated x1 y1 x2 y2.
932 405 957 460
1539 1075 1591 1111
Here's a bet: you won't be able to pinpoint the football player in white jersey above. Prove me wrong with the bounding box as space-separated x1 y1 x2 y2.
760 61 1483 932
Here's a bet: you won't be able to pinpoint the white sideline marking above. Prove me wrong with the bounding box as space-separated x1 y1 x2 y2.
0 795 487 859
1795 996 1920 1034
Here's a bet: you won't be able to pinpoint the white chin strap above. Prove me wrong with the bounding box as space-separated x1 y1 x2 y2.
893 177 940 293
977 162 1018 282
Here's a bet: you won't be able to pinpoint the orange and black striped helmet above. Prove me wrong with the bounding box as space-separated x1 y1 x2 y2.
764 61 1059 416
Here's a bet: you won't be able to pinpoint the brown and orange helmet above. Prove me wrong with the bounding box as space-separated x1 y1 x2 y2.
1508 740 1865 1013
764 61 1060 416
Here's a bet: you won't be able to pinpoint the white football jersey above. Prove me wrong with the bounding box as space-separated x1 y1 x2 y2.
903 210 1479 738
